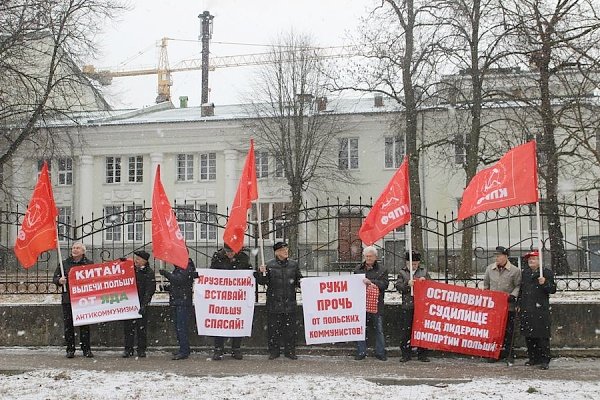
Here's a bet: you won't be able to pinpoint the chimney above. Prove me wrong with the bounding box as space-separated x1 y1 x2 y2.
296 93 314 105
201 103 214 117
374 95 384 107
179 96 188 108
316 96 327 112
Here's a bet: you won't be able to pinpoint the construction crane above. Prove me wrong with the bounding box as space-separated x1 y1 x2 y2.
82 38 359 105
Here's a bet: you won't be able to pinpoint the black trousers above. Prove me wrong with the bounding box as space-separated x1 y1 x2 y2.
267 312 297 355
501 311 516 359
214 336 242 352
61 303 90 352
399 308 429 359
124 313 148 352
525 337 551 364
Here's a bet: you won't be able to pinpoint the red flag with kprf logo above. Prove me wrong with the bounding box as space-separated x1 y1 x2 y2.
14 162 58 268
457 141 538 221
223 140 259 253
152 165 189 268
359 156 411 245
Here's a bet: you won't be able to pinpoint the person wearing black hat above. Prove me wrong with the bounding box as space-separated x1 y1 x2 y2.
483 245 522 364
122 250 156 358
257 241 303 360
210 244 253 361
518 250 556 370
395 250 431 362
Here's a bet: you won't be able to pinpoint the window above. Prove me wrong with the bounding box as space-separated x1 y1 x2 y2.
104 206 122 241
338 138 359 170
454 133 465 165
57 158 73 185
128 156 143 183
57 206 72 241
199 153 216 181
177 154 194 181
125 204 144 241
273 202 290 240
250 202 291 240
384 136 405 168
198 203 218 240
275 155 286 178
256 151 269 178
106 157 121 184
176 205 196 241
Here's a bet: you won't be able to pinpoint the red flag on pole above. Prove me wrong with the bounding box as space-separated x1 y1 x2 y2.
359 157 411 245
457 141 539 221
14 161 58 268
223 139 258 253
152 165 189 268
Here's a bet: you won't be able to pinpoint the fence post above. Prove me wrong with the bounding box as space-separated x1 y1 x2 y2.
444 215 449 284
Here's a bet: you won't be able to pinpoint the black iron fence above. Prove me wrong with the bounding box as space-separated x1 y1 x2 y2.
1 198 599 294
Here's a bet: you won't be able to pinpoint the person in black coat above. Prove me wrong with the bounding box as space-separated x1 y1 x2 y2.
159 258 197 360
122 250 156 358
354 246 389 361
210 244 253 360
52 242 94 358
257 241 303 360
518 250 557 370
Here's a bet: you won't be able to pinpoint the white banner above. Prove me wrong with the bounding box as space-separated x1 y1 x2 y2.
301 275 366 345
193 269 255 337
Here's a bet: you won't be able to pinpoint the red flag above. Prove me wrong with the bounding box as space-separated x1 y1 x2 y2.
14 162 58 268
457 141 538 221
359 157 411 245
152 165 189 268
223 140 258 253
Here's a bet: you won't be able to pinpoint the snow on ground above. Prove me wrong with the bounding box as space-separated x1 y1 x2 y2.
0 369 598 400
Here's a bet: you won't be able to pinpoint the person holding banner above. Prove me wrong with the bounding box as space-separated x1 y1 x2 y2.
210 244 253 361
52 242 94 358
354 246 389 361
159 258 197 360
395 250 431 362
483 246 521 363
122 250 156 358
518 250 556 370
258 241 303 360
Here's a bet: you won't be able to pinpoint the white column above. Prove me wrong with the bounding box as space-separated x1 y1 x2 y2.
223 149 238 209
78 155 94 221
10 156 28 243
150 152 163 186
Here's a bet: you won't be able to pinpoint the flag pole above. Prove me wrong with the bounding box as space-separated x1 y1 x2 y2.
407 220 414 296
535 196 544 278
55 218 66 293
256 202 266 275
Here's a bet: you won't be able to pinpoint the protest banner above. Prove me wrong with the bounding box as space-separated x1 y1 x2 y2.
69 259 141 326
301 275 366 345
194 269 255 337
411 280 509 359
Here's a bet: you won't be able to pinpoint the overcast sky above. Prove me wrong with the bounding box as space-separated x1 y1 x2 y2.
95 0 370 109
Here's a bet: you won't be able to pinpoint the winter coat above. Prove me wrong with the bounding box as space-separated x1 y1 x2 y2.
354 261 389 313
210 248 253 271
160 259 197 306
135 264 156 311
483 261 522 311
395 265 431 310
53 256 94 303
256 257 302 314
518 266 556 338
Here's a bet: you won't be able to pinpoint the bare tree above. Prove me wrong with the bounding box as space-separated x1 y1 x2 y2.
0 0 126 201
245 31 350 257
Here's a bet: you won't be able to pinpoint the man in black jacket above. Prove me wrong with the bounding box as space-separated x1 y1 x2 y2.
354 246 389 361
257 241 302 360
210 244 253 360
518 250 557 370
159 258 197 360
122 250 156 358
52 242 94 358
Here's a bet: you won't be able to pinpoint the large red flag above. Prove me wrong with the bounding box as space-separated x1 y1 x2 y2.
223 140 258 253
14 161 58 268
457 141 538 221
152 165 189 268
359 157 411 245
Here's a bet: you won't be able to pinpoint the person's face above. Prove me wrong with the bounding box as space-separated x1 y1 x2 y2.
495 253 508 265
275 247 289 260
364 252 377 266
527 256 540 270
225 250 235 260
71 243 85 259
133 255 147 268
407 260 420 270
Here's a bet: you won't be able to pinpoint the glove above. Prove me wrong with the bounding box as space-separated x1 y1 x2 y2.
508 295 516 304
119 257 127 261
138 306 146 316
